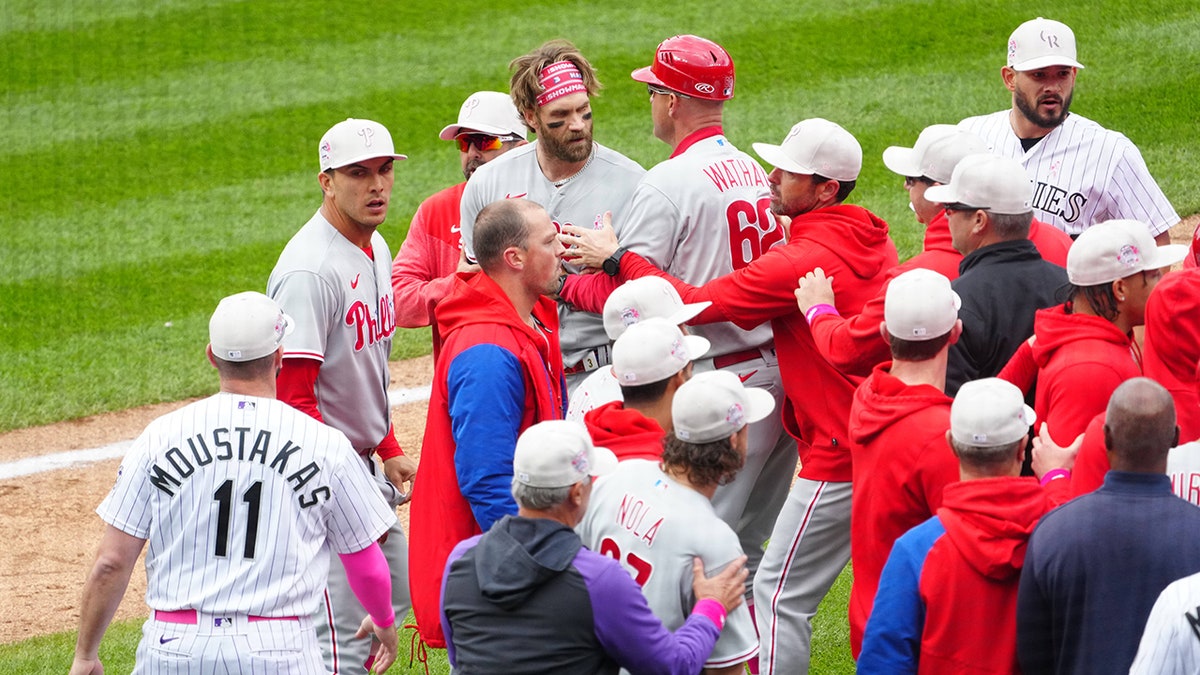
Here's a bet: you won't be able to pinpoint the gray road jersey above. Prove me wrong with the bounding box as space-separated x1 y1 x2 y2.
460 141 645 366
268 211 396 450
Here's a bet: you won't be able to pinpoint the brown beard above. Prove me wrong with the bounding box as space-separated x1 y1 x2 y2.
1015 90 1073 130
540 126 593 163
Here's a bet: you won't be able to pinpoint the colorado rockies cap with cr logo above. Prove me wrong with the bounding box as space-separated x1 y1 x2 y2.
1007 17 1085 71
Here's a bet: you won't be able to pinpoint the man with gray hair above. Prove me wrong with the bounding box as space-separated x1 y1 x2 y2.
441 420 749 674
923 152 1068 395
1018 378 1200 674
860 378 1069 673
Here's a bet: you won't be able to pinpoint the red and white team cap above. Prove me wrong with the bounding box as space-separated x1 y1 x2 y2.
951 378 1036 448
753 118 862 182
318 118 407 172
883 125 989 184
924 153 1032 215
208 291 294 363
438 91 527 141
884 269 961 341
1067 219 1188 286
601 277 711 340
611 318 710 386
631 34 735 101
513 420 617 488
1007 17 1085 71
672 371 776 444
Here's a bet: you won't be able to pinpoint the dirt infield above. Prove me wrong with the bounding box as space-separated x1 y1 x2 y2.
0 356 433 644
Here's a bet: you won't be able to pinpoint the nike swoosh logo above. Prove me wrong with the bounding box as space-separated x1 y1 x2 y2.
504 192 528 199
738 369 759 384
450 223 462 233
159 636 180 644
351 274 360 289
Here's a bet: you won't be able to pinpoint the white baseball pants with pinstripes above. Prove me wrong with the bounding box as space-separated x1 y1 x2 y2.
752 477 852 675
133 613 324 674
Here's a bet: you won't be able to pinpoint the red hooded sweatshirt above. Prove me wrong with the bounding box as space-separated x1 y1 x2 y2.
846 363 958 655
1030 304 1141 446
615 203 898 482
1142 269 1200 443
583 400 666 461
408 271 565 648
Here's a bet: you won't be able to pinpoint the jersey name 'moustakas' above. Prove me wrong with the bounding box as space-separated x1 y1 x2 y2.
147 427 327 507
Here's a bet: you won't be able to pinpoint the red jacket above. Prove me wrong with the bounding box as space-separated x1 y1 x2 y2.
408 271 564 648
618 204 897 482
1142 269 1200 443
809 212 1071 379
583 401 666 462
1030 305 1141 446
847 363 958 655
391 182 467 355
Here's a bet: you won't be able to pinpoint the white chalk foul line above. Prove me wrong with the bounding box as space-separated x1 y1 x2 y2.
0 385 433 480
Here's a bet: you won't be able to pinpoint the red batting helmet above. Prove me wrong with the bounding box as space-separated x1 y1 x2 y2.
631 35 734 101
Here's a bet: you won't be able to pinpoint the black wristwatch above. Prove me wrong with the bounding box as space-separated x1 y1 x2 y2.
602 247 628 277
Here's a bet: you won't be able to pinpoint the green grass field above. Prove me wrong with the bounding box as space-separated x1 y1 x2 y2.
3 0 1198 670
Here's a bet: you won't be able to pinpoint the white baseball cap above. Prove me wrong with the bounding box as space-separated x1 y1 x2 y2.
1067 219 1188 286
611 318 710 386
881 124 959 178
1008 17 1084 72
209 291 294 363
924 153 1033 215
318 118 407 172
917 132 990 186
438 91 528 141
951 378 1036 447
673 370 777 443
513 420 617 488
753 118 862 182
884 269 961 341
602 277 711 340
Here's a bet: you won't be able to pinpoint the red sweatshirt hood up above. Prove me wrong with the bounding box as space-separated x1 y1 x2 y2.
583 400 666 462
938 477 1049 581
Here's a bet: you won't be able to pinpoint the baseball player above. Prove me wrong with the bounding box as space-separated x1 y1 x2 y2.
615 35 796 609
458 39 645 391
578 369 775 674
391 91 527 353
566 276 710 423
70 292 398 675
1130 569 1200 674
959 17 1179 242
268 118 414 674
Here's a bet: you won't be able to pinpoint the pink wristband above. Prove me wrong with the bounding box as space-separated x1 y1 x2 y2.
804 303 839 325
1039 468 1071 486
691 598 727 630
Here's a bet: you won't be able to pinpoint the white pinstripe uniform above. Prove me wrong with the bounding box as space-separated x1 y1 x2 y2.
1129 569 1200 674
959 111 1179 237
98 393 395 674
577 459 758 671
459 141 645 389
618 132 795 585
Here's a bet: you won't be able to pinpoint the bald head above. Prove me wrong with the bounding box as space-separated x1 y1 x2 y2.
1103 377 1178 473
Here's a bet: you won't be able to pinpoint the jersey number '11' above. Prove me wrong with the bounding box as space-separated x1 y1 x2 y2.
213 479 262 559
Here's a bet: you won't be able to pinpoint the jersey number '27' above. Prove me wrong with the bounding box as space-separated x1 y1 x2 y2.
727 197 782 271
213 479 262 558
599 537 654 586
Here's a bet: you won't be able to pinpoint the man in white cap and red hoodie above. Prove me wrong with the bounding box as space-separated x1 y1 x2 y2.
859 377 1070 673
559 117 899 675
844 268 963 657
391 91 527 354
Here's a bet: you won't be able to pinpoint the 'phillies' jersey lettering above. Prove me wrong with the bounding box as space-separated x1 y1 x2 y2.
1171 471 1200 505
1031 182 1088 223
703 158 770 193
728 197 782 271
616 492 664 546
345 295 396 352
